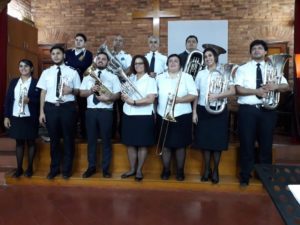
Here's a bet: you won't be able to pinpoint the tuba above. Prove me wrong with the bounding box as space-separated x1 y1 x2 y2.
262 54 291 109
205 63 238 114
98 43 143 100
84 63 113 102
184 50 203 79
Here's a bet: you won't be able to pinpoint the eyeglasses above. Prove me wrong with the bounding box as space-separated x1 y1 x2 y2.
134 62 144 65
149 41 158 44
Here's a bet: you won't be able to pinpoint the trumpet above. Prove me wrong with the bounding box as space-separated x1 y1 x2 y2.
57 76 66 103
205 64 238 114
84 63 113 103
99 44 143 99
18 86 27 115
156 71 182 155
262 54 291 109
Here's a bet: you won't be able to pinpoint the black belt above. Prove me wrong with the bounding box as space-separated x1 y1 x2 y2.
45 101 75 107
242 104 264 109
87 108 113 111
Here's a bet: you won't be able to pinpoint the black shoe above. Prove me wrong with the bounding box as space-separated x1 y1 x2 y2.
47 170 60 180
201 169 212 182
240 179 249 187
82 167 96 178
24 168 33 178
12 168 23 178
62 174 71 180
211 169 219 184
135 172 143 182
176 169 185 181
103 171 111 178
121 171 136 179
160 169 171 180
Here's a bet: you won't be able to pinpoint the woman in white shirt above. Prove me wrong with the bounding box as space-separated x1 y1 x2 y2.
156 54 198 181
3 59 40 178
121 55 157 181
193 48 235 184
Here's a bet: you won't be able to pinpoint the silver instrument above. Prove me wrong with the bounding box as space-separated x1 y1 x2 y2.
262 54 291 109
18 85 27 115
184 50 203 79
57 76 66 103
205 64 238 114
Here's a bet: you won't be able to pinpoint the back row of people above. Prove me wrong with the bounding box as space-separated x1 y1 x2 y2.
3 36 289 187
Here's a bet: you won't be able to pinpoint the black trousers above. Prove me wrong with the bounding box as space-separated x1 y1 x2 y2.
44 102 77 175
85 108 113 173
238 105 277 180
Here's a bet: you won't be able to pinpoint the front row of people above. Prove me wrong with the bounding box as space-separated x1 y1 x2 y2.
3 40 289 186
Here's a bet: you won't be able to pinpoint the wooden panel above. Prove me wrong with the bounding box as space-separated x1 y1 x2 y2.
6 45 26 84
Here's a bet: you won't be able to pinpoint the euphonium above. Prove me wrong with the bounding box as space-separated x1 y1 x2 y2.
205 63 238 114
84 63 113 101
98 43 143 100
18 86 27 115
262 54 291 109
184 50 203 79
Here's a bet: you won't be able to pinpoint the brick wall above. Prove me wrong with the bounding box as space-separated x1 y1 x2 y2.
18 0 297 81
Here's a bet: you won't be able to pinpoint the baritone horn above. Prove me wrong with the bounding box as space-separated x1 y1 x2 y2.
98 43 143 100
205 64 238 114
262 53 291 109
184 50 203 79
83 63 113 103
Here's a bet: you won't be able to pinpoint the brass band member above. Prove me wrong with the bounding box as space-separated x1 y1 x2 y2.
80 52 121 178
156 54 198 181
37 45 81 180
179 35 199 68
4 59 40 178
235 40 289 186
121 55 157 181
193 48 235 184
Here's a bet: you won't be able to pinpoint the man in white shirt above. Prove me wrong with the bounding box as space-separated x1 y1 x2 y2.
235 39 289 186
80 52 121 178
145 35 167 78
37 45 81 180
112 35 132 73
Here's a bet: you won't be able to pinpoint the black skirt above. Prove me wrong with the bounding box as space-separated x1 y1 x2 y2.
8 116 39 140
121 113 155 147
156 113 193 149
193 105 229 151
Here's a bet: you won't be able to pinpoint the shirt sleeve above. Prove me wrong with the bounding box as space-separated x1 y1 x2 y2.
36 71 47 90
185 74 198 96
73 71 81 89
80 76 89 90
112 75 121 94
234 67 245 87
146 77 158 95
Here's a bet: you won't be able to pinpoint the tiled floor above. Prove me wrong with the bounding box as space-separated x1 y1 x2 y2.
0 185 284 225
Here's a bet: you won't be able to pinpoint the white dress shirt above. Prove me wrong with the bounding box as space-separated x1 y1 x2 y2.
123 73 157 116
145 51 167 74
80 68 121 109
234 60 288 105
37 64 81 103
114 50 132 69
156 71 198 117
13 77 31 117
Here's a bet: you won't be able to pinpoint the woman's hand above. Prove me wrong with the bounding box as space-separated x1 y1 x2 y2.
192 111 198 124
4 118 11 128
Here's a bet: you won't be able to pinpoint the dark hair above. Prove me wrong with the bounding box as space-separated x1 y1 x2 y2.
130 55 150 74
249 40 268 53
166 54 182 68
185 35 198 44
203 47 219 63
75 33 87 42
50 45 65 54
97 51 109 60
19 59 34 75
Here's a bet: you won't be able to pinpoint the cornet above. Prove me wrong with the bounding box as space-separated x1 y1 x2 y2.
18 86 27 115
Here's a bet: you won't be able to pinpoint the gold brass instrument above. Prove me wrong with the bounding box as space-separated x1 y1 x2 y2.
98 43 143 100
204 64 238 114
184 50 203 79
18 85 27 115
156 71 182 155
262 53 291 109
84 63 113 102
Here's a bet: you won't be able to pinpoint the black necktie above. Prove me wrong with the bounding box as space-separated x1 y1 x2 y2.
56 66 61 97
93 70 102 105
150 52 155 72
256 63 263 89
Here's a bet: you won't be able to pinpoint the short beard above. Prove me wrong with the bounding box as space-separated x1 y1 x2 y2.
98 66 106 70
